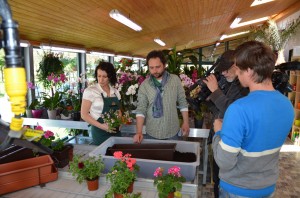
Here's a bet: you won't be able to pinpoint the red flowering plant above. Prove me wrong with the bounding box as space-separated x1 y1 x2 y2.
153 166 186 198
69 154 104 184
105 151 140 197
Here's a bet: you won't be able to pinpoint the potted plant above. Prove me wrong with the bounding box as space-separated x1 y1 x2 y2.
37 126 74 168
153 166 186 198
69 154 105 191
28 99 43 118
101 109 130 133
105 151 140 198
37 52 64 89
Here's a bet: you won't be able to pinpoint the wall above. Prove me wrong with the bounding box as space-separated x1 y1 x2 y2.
278 10 300 61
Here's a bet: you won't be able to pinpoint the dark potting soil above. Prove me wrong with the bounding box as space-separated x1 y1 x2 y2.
105 147 196 162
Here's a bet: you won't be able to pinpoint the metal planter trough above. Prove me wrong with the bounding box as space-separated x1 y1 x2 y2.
89 137 200 182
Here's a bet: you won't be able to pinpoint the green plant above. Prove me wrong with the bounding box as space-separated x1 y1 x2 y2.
37 127 66 151
123 193 142 198
42 91 62 110
37 52 64 88
100 109 129 132
69 154 104 184
153 166 186 198
162 47 200 75
28 98 42 110
105 151 140 197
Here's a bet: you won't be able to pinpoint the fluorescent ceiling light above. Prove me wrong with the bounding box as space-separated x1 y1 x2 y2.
154 38 166 46
20 40 30 47
40 44 86 53
230 16 269 28
117 55 133 59
90 51 115 56
220 31 250 40
109 9 142 31
251 0 274 7
216 42 220 47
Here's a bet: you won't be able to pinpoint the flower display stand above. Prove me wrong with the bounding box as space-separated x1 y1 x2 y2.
0 155 58 195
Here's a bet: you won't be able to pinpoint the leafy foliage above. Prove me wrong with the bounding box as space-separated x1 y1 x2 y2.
249 17 300 52
162 47 201 76
37 52 64 88
69 154 104 184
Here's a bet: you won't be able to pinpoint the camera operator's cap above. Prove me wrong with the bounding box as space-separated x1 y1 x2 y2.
215 50 235 72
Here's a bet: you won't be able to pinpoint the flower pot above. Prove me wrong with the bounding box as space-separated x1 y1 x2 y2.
0 155 58 195
51 144 73 168
86 177 99 191
26 109 33 118
167 192 175 198
127 181 134 193
194 118 203 128
114 193 124 198
32 109 43 118
47 109 57 119
72 111 81 121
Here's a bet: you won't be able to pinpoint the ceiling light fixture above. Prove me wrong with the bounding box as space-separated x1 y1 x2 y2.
230 16 269 28
251 0 274 7
215 42 220 47
90 51 115 56
117 55 133 59
220 31 250 40
154 38 166 46
109 9 142 31
20 40 30 47
40 44 86 53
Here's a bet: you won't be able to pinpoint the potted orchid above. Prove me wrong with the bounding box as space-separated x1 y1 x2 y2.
105 151 140 198
153 166 186 198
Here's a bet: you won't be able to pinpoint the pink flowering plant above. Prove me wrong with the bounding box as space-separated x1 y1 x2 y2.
153 166 186 198
100 109 132 133
69 154 104 184
35 125 64 151
105 151 140 197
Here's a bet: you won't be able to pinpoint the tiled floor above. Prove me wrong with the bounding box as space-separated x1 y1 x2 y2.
198 138 300 198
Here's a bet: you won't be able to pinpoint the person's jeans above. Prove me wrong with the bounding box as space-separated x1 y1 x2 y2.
219 187 274 198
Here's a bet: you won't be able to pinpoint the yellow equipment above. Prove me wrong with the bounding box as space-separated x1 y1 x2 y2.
0 0 51 153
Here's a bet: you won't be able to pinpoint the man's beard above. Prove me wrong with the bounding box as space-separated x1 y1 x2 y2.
153 71 164 78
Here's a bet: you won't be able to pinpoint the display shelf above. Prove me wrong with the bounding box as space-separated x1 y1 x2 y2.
288 57 300 144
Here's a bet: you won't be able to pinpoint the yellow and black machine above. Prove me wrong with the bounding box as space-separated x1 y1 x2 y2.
0 0 52 154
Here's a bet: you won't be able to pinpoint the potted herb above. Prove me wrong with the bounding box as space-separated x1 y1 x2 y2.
105 151 140 198
69 154 104 191
153 166 186 198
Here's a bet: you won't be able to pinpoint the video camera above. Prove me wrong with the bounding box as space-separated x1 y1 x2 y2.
273 61 300 93
188 57 227 103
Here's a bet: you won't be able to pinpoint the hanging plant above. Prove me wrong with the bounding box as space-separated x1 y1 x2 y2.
248 16 300 64
37 52 64 88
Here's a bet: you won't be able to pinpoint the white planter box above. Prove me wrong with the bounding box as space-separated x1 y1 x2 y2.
89 137 200 182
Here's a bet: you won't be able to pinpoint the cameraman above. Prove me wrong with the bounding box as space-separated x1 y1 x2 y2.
203 50 248 198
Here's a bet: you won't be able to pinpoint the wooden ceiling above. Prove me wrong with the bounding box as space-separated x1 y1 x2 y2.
7 0 300 58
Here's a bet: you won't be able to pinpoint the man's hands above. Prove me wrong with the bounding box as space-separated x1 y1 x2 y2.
133 133 143 143
181 121 190 137
203 74 219 93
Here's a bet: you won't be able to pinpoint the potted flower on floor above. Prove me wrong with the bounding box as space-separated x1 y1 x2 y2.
105 151 140 198
153 166 186 198
69 154 104 191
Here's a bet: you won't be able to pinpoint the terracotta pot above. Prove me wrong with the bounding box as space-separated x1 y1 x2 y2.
0 155 57 195
127 181 134 193
167 192 175 198
114 193 124 198
87 177 99 191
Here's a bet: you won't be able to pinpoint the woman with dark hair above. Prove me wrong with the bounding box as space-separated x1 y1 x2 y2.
81 61 121 145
